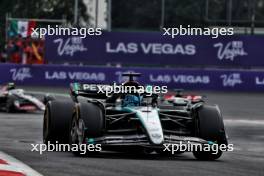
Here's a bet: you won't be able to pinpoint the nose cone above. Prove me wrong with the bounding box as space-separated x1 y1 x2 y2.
135 107 164 145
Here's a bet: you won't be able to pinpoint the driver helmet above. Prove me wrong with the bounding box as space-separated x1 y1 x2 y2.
122 94 141 107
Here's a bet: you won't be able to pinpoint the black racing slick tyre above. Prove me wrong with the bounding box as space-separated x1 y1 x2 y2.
78 102 105 137
193 105 227 160
43 100 74 144
6 95 16 113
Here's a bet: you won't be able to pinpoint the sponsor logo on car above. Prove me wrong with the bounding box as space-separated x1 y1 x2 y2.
151 133 162 139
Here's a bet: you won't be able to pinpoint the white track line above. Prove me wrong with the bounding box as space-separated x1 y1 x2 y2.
0 151 43 176
224 119 264 125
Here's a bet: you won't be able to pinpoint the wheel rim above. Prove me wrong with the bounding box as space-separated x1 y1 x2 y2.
77 119 85 145
71 118 85 145
71 119 78 144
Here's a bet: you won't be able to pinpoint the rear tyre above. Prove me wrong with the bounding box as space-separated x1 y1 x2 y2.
193 105 227 160
6 95 16 113
43 100 74 144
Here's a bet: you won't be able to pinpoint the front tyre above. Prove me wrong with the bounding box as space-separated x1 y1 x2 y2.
43 100 74 144
193 105 227 160
193 150 222 160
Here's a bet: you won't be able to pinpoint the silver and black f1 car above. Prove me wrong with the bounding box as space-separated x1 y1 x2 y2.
0 83 45 112
43 73 228 160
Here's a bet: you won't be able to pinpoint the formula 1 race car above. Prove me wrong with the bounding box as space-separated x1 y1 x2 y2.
0 83 45 112
43 73 228 160
161 89 206 107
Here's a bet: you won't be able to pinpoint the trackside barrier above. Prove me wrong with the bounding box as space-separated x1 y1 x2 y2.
45 32 264 67
0 63 264 91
